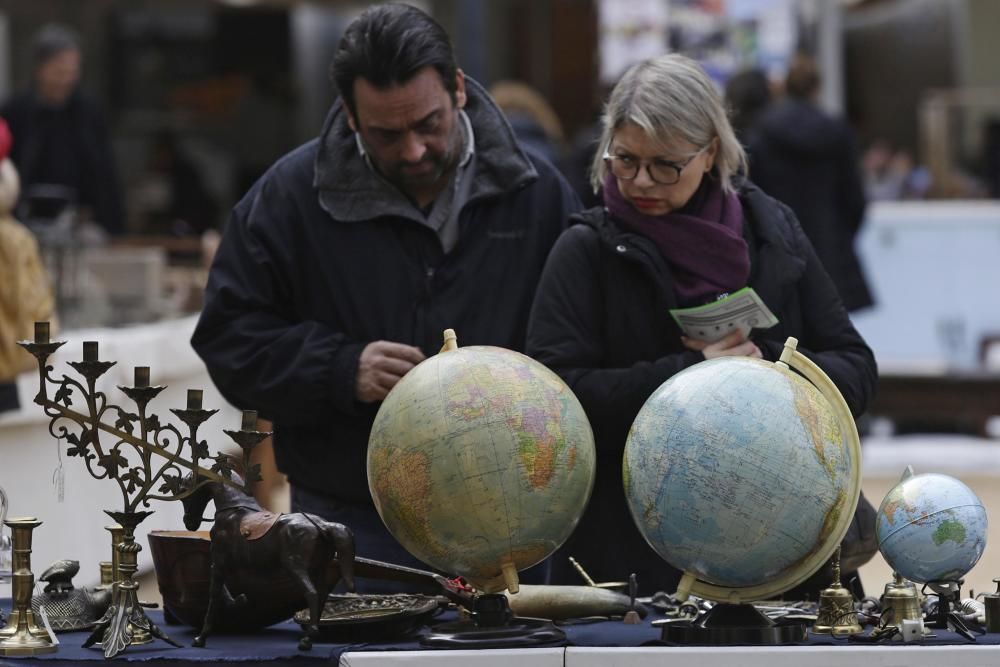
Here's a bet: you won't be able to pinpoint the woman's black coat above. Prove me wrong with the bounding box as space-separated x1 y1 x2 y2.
525 181 877 594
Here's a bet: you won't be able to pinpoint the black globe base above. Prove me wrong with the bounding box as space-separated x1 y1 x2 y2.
421 593 565 649
924 580 977 641
660 603 809 645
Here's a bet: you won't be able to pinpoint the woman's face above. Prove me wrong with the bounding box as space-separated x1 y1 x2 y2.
609 123 718 217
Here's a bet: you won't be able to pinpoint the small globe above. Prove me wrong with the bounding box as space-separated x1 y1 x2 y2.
367 336 596 593
876 473 988 584
624 348 860 602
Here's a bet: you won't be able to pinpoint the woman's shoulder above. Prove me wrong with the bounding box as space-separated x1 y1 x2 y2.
738 180 807 250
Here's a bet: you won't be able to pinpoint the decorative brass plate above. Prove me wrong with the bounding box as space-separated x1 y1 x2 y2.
294 594 444 639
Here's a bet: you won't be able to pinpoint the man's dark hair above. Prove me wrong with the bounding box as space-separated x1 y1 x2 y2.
33 23 81 66
331 3 457 118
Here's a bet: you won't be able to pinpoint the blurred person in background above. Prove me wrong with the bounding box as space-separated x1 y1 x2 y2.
724 67 772 147
0 118 56 414
489 80 565 166
192 3 580 585
862 139 931 201
748 54 873 312
526 54 877 597
1 23 124 236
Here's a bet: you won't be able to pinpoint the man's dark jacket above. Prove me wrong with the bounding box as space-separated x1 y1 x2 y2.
525 181 876 593
748 98 872 311
192 79 581 503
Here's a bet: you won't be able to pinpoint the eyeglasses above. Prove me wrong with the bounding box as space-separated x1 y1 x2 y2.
603 145 708 185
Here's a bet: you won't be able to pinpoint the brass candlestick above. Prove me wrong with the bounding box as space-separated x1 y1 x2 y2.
812 547 862 636
16 324 266 658
0 518 56 656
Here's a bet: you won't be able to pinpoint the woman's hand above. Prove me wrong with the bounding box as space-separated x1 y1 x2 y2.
682 330 762 360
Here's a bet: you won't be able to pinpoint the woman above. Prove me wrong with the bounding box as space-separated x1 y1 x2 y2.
526 54 877 596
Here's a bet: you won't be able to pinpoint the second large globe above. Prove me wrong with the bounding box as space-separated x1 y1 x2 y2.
624 347 861 602
367 337 596 593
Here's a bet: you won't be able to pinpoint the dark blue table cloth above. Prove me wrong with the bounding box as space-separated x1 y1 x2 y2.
1 600 995 665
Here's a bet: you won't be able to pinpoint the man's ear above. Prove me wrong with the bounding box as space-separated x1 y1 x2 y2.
454 69 467 109
345 104 358 133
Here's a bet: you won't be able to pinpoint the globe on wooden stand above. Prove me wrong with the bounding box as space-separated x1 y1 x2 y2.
624 338 863 645
367 329 597 648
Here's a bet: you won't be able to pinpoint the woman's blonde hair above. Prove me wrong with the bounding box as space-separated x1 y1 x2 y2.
590 54 747 194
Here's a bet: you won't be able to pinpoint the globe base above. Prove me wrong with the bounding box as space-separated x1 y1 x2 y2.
421 594 565 649
658 603 809 646
924 580 978 641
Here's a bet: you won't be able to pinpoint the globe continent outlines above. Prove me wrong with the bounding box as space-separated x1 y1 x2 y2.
624 357 854 590
368 346 596 592
877 473 987 584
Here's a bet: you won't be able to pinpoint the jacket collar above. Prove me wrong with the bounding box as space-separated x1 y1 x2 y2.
313 77 537 224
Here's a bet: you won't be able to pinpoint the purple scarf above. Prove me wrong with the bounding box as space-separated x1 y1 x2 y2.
602 172 750 305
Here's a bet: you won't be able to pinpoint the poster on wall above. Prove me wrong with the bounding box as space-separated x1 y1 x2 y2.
598 0 669 85
598 0 797 87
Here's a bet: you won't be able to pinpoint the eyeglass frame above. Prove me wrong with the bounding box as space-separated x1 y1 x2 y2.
602 143 710 186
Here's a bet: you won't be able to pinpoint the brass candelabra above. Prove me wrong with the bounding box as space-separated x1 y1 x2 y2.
16 321 267 658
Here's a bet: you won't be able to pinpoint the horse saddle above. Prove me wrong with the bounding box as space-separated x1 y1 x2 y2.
239 511 282 541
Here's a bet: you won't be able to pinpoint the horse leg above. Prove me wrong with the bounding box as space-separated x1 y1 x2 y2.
193 554 227 648
330 523 356 593
286 558 320 651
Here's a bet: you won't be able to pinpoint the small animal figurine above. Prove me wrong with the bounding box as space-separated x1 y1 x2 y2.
40 559 80 594
181 472 356 650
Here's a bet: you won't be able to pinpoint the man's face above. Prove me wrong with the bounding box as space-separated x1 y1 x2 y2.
347 67 467 200
36 48 81 107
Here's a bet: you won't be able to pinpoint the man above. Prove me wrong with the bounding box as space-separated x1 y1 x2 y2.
191 4 581 581
747 53 872 312
1 24 124 236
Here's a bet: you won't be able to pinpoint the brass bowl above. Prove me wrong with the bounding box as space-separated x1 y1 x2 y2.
147 530 307 631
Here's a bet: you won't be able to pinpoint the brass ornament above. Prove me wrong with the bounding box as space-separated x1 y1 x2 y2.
812 547 862 636
0 518 57 656
16 324 265 658
880 572 923 631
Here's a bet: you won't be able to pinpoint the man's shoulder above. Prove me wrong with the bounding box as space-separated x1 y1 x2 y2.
252 139 321 194
500 143 578 205
740 181 807 252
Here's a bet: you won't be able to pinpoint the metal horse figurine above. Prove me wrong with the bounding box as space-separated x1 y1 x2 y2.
181 472 356 650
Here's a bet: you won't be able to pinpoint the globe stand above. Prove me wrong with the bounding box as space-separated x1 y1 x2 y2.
421 593 565 649
659 603 809 645
925 580 977 641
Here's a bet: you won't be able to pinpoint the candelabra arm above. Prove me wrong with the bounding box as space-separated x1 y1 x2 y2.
36 399 233 488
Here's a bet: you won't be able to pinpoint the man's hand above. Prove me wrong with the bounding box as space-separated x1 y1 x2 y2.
681 330 762 360
355 341 426 403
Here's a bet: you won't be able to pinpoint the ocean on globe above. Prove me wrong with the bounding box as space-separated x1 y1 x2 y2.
367 341 596 593
624 354 859 601
876 472 987 584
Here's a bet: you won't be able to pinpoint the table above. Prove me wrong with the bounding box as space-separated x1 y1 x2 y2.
869 370 1000 435
3 603 999 666
852 200 1000 371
